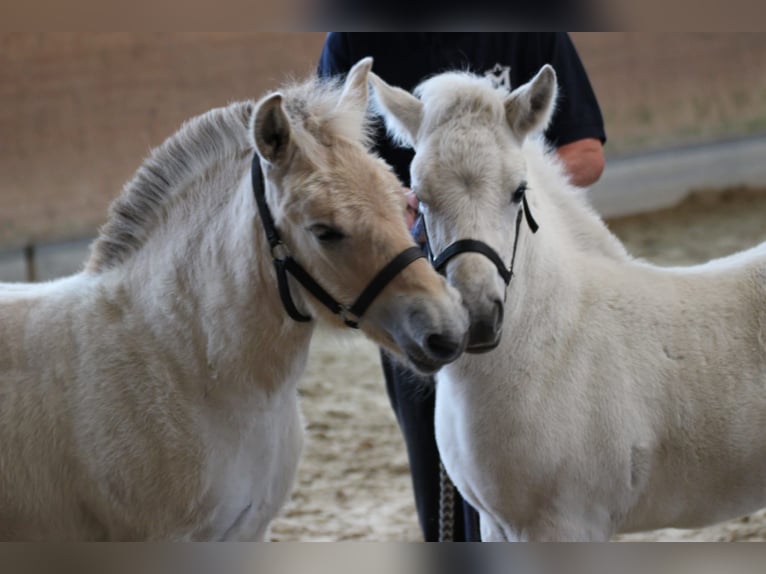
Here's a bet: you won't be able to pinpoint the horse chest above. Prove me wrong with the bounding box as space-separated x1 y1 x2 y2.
434 367 623 531
434 371 504 507
199 390 304 540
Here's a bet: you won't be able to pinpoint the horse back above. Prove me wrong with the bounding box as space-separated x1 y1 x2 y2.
0 274 94 370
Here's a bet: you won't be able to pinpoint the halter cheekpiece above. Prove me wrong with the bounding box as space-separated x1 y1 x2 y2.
424 182 539 287
252 154 425 328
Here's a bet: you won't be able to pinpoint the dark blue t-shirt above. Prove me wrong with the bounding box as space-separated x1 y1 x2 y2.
318 33 606 186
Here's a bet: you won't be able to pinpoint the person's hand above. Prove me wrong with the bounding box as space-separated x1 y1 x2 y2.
404 187 419 230
403 187 426 245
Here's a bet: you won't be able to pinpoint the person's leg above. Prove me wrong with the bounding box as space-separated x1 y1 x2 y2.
381 350 441 540
461 498 481 541
381 351 481 542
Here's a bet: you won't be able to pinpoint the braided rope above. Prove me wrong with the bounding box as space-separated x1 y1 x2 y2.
438 460 456 542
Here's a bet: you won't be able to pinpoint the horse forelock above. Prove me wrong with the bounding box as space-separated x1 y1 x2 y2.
415 72 506 135
280 76 375 153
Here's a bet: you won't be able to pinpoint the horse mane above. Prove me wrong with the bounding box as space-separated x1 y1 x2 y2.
522 137 630 262
415 72 629 262
87 101 254 272
88 75 373 273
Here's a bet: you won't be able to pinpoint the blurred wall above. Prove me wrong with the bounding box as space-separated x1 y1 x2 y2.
1 33 765 248
572 32 766 154
0 33 326 247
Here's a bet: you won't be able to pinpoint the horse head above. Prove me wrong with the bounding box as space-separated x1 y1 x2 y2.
371 65 557 352
252 58 469 373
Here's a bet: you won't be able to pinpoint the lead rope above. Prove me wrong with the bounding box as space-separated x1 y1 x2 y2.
438 461 456 542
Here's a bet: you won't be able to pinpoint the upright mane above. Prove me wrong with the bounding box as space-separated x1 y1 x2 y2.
87 102 254 272
88 75 374 273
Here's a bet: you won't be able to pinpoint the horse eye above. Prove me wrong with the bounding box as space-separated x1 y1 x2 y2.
310 224 346 242
511 181 528 203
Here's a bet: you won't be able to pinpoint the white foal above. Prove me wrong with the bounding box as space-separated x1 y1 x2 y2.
0 58 468 540
371 65 766 541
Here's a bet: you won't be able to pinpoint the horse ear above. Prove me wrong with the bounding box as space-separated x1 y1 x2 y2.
253 92 292 165
369 71 423 148
337 57 373 114
504 64 558 141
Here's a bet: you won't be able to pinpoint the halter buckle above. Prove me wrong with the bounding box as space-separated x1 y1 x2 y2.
339 307 360 329
270 241 290 261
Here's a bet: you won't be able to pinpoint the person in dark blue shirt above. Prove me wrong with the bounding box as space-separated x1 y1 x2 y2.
318 32 606 542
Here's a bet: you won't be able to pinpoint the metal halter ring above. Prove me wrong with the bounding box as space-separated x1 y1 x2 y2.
270 241 290 261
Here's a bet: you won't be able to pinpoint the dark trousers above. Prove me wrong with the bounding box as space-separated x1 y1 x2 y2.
381 351 482 542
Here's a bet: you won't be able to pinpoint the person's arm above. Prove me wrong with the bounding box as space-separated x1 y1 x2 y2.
538 33 606 187
556 138 605 187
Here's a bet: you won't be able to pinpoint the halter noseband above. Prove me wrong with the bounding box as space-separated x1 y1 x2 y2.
252 155 425 328
424 184 539 287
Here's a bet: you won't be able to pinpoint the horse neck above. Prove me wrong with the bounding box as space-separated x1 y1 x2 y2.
504 201 581 340
110 163 314 404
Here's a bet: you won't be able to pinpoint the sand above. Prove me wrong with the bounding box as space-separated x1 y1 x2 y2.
269 187 766 542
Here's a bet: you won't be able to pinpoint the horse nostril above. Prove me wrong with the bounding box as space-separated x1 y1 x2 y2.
425 333 463 361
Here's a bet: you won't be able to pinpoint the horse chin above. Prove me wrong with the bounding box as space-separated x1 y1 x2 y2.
465 340 501 354
373 331 444 375
404 349 444 376
465 329 502 354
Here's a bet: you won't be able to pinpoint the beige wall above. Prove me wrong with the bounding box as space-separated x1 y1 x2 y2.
572 33 766 153
0 33 326 247
1 33 765 247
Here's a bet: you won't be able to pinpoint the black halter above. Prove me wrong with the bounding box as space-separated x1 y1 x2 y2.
252 155 425 328
424 183 539 287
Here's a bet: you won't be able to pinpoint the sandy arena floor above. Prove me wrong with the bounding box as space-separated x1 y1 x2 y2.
269 187 766 542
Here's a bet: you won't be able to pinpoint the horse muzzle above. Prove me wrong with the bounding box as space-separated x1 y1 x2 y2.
403 328 468 374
